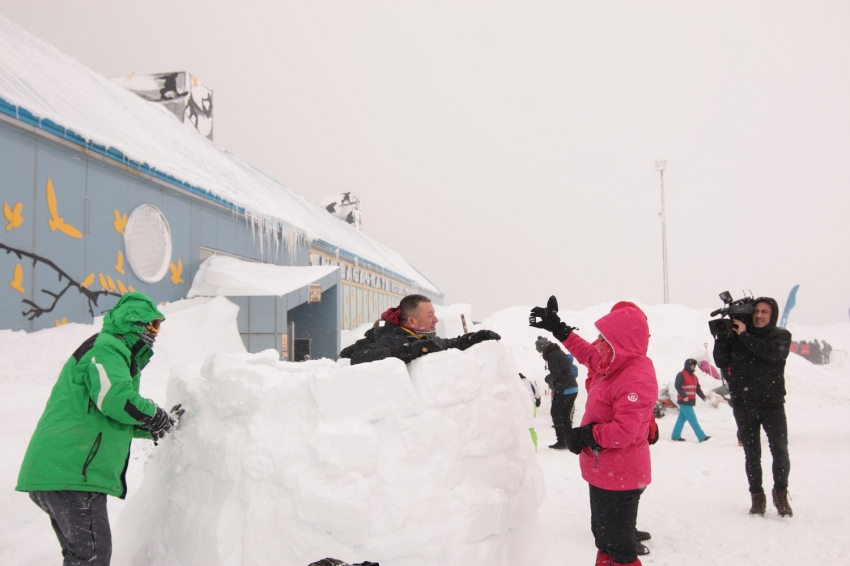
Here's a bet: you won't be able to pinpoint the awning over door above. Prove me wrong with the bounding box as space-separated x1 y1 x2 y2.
187 255 338 297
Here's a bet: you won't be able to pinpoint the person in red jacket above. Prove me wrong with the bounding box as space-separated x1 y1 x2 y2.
531 296 657 566
671 359 710 442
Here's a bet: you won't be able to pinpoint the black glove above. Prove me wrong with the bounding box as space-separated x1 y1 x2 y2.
139 405 176 444
529 296 575 342
535 398 541 408
391 339 443 363
565 423 602 455
170 403 185 423
339 345 354 359
458 329 501 350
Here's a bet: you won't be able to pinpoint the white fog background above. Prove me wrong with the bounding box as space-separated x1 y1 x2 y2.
1 0 848 324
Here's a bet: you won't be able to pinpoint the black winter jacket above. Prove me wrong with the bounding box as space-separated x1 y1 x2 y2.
542 343 578 392
712 297 791 408
349 323 466 365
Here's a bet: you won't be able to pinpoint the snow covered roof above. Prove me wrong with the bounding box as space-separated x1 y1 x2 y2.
187 255 338 298
0 15 441 296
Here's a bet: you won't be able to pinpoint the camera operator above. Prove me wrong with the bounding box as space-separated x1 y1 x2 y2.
712 297 793 517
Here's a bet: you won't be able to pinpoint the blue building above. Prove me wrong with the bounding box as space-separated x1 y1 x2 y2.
0 16 442 360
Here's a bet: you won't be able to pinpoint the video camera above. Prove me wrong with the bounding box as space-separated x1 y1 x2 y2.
708 291 756 338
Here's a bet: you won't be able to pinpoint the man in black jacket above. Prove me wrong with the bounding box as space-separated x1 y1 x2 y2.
535 336 579 450
713 297 793 518
346 294 500 365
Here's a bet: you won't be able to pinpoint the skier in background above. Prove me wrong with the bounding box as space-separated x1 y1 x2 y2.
671 359 711 443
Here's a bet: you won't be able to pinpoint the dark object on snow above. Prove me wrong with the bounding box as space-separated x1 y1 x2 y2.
308 559 379 566
749 492 767 516
635 541 650 556
772 489 793 517
635 530 651 542
653 399 666 419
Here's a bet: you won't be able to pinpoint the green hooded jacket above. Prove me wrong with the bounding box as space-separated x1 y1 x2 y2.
16 292 165 498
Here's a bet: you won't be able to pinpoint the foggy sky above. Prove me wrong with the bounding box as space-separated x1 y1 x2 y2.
2 1 848 324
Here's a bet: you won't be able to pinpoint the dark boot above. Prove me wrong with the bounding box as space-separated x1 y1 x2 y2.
772 489 793 517
548 441 567 450
634 541 650 556
749 492 766 515
634 530 651 542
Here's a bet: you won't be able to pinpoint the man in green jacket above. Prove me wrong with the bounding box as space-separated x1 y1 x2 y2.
16 292 181 566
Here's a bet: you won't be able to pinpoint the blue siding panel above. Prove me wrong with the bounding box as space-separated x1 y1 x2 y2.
0 125 37 331
31 139 89 330
248 296 276 334
160 191 192 303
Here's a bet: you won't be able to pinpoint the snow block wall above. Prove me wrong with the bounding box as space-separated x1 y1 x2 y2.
115 340 545 566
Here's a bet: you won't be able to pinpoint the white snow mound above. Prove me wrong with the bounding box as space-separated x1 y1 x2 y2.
114 341 545 566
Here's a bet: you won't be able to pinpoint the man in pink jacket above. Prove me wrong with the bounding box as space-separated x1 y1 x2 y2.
531 296 658 566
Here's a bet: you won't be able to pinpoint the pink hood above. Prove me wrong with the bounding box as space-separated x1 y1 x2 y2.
564 307 658 490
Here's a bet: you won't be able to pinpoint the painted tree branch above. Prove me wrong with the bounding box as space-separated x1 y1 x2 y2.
1 243 120 319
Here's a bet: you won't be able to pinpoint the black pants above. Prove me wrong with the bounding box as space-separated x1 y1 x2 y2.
551 391 577 443
589 484 644 564
732 404 790 492
29 490 112 566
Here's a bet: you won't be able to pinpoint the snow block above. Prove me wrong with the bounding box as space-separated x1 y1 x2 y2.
408 348 481 407
115 341 544 566
312 358 422 421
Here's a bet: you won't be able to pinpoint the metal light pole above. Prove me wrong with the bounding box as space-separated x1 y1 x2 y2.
655 159 669 304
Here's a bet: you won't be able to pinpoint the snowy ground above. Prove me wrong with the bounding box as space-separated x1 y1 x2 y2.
3 298 850 565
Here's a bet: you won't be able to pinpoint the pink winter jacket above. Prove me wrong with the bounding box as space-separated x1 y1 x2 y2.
564 307 658 491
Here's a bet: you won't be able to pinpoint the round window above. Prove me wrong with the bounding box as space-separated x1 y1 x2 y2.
124 204 172 283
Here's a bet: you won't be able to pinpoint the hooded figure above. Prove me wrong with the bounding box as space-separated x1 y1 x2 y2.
530 298 657 566
712 296 793 518
539 338 579 449
17 292 179 566
670 359 709 442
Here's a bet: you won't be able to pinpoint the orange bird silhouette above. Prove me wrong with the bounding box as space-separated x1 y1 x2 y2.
46 179 82 238
4 202 23 230
9 264 25 293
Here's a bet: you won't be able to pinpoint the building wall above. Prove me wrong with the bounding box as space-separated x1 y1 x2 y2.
309 247 442 330
0 114 437 357
228 271 340 361
0 119 308 344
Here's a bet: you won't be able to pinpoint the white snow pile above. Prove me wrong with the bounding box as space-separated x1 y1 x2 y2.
114 337 544 566
187 255 339 298
5 295 850 566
